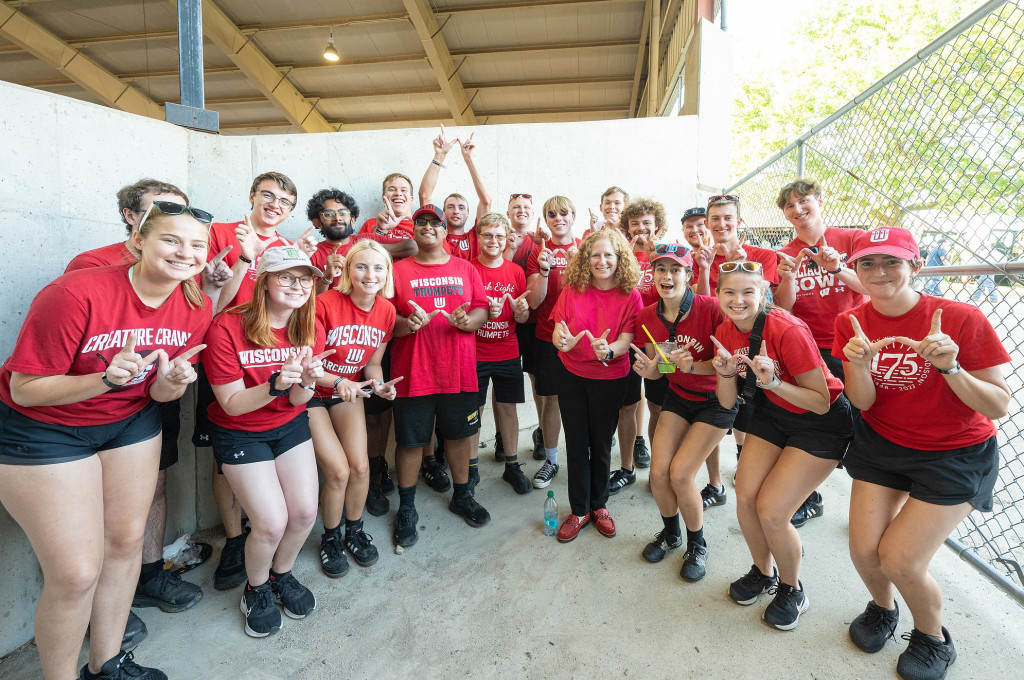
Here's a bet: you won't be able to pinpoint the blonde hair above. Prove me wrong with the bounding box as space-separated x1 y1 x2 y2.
542 195 576 217
136 209 207 309
234 270 317 348
476 212 512 238
715 264 778 316
338 240 395 299
561 229 640 294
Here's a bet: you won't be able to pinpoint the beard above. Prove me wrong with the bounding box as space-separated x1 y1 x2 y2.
321 221 354 240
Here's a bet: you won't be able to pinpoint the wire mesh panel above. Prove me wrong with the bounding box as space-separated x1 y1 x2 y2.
728 0 1024 599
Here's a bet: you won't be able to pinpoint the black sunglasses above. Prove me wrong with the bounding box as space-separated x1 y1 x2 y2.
145 200 214 224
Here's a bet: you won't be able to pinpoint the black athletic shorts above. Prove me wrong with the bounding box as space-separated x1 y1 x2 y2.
517 323 538 375
363 344 394 416
476 358 525 407
0 401 161 466
192 363 215 448
745 394 853 461
661 388 738 430
393 392 480 448
621 352 642 407
845 419 999 512
212 412 311 467
158 399 181 471
308 395 345 409
732 400 756 433
534 340 561 397
643 376 669 407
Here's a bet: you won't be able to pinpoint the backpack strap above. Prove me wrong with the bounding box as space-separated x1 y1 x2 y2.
739 310 770 404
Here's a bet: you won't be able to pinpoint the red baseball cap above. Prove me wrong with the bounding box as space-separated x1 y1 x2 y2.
412 204 445 226
651 243 694 269
849 227 920 262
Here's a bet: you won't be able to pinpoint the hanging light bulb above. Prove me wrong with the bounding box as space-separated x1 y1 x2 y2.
323 27 340 62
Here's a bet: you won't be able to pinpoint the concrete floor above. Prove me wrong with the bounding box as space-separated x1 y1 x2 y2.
3 435 1023 680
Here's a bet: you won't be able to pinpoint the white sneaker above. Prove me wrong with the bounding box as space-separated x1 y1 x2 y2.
533 461 559 489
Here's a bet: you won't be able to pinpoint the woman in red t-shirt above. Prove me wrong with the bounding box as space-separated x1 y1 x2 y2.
712 261 852 631
309 240 398 576
0 202 213 680
204 246 328 639
834 228 1010 679
549 229 642 543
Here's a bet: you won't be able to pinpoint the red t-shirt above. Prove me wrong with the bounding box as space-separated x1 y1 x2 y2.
209 221 294 309
635 295 723 401
714 310 844 414
203 312 325 432
315 291 395 398
447 229 477 261
0 265 211 426
310 239 355 272
709 245 781 290
472 258 527 362
511 233 535 272
633 251 659 306
526 238 581 342
359 217 415 244
551 285 642 380
65 241 136 273
832 295 1009 450
389 256 488 398
778 227 867 349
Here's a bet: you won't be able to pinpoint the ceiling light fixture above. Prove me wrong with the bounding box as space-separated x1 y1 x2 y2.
323 27 340 62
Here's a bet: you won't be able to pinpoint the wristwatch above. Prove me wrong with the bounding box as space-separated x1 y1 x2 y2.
268 371 292 396
935 362 961 375
760 376 782 390
825 265 843 275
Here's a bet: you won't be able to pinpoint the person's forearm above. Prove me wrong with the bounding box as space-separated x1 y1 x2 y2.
10 372 109 407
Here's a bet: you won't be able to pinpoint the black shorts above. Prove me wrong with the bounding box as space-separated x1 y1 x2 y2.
534 340 561 397
211 412 312 467
845 420 999 512
308 395 345 409
732 400 756 433
661 389 738 429
393 392 480 448
364 345 394 416
476 358 525 407
644 376 669 407
192 363 215 448
518 323 538 375
819 347 845 383
621 355 642 407
158 399 181 471
0 401 161 466
745 394 853 461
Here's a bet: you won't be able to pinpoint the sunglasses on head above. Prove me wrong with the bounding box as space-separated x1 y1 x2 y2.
546 209 571 218
707 194 739 206
141 200 214 226
719 261 762 273
510 193 532 200
654 243 690 256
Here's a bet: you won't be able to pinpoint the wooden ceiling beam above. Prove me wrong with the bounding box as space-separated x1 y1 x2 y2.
402 0 476 125
629 0 653 117
0 0 163 118
437 0 642 15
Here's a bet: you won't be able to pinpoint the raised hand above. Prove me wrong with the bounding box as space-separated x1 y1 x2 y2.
324 244 345 282
736 340 775 384
103 333 162 387
536 244 554 273
407 299 441 332
373 375 404 401
377 197 401 232
777 251 805 280
275 351 304 390
301 349 334 385
505 229 522 256
458 132 476 160
487 295 504 319
629 234 645 251
843 314 895 367
532 217 551 245
234 215 261 262
710 335 741 376
296 227 318 257
432 123 460 157
893 309 958 370
629 342 659 379
157 344 206 385
205 247 234 288
589 329 612 362
442 302 472 329
815 234 842 272
506 291 530 317
668 339 696 373
553 320 587 353
589 207 599 231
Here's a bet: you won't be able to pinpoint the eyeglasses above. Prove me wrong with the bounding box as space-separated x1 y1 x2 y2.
510 193 532 200
479 233 506 241
707 194 739 206
546 209 571 218
139 201 214 230
653 243 690 256
273 272 315 289
319 209 351 219
257 190 296 211
414 217 444 228
719 261 762 273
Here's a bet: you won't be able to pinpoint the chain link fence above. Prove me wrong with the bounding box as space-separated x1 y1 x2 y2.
726 0 1024 602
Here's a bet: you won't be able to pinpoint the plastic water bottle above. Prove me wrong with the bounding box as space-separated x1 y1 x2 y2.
543 490 558 536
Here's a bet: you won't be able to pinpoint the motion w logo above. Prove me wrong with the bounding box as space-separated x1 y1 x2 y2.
344 348 365 365
434 298 446 309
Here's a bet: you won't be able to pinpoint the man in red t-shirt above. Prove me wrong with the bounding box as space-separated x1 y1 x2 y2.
388 205 490 548
358 173 417 243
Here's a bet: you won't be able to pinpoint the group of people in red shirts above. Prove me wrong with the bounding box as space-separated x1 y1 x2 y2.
0 127 1010 680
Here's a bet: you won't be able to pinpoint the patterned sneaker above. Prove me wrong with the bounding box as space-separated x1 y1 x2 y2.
449 494 491 527
133 568 203 613
344 526 379 567
849 600 900 653
270 571 316 619
608 467 636 495
421 457 451 492
700 483 727 509
897 627 956 680
239 582 281 638
502 462 532 494
762 581 809 630
364 484 390 517
679 541 708 582
393 507 419 547
641 528 683 563
532 428 545 460
78 651 167 680
729 564 778 605
214 530 249 591
633 437 651 468
791 490 824 528
494 432 506 462
533 461 559 489
319 532 350 578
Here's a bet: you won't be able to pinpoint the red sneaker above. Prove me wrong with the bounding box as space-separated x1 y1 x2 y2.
557 513 591 543
592 508 616 537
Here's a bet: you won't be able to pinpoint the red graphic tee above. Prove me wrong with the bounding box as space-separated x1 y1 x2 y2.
447 230 477 261
472 258 526 362
633 250 659 306
635 295 723 401
315 291 395 398
65 241 136 273
526 238 581 342
709 245 781 290
359 217 415 244
209 221 294 309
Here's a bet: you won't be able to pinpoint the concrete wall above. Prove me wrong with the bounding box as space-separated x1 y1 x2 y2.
0 78 715 656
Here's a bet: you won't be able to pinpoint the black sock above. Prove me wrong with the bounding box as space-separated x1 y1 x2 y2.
139 559 163 583
225 532 246 548
468 456 479 471
269 568 287 581
344 517 361 536
398 485 416 511
662 514 681 537
323 522 342 538
247 578 268 590
687 526 706 547
623 466 634 474
635 436 644 444
505 454 519 466
453 481 469 501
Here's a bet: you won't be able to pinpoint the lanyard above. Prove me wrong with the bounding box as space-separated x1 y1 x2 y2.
656 288 694 342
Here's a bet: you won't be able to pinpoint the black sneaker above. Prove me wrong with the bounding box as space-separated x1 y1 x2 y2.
421 457 451 492
701 483 727 509
641 528 682 563
897 627 956 680
122 611 147 652
679 542 708 582
532 428 545 460
78 651 167 680
633 437 651 468
850 600 900 653
791 490 824 528
502 462 532 495
532 461 559 489
371 456 395 496
270 571 316 619
214 530 248 591
449 494 491 527
608 468 636 495
133 568 203 613
240 583 281 637
468 464 480 496
763 580 809 630
729 564 778 605
494 432 506 462
319 532 350 578
365 484 390 517
394 507 419 547
345 526 379 567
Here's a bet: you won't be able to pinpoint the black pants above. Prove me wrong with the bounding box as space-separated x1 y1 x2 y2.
555 361 629 517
